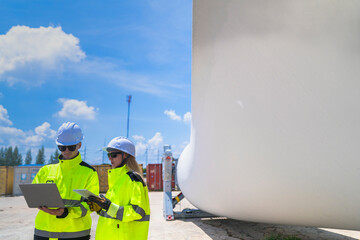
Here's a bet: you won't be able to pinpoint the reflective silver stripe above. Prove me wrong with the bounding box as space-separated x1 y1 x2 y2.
34 229 90 238
132 205 146 217
99 210 109 218
79 204 88 217
63 199 82 207
100 207 124 220
100 210 120 220
116 207 124 220
62 199 88 217
135 215 150 222
99 209 150 222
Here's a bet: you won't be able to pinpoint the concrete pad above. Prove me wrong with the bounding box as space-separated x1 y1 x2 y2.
149 192 360 240
1 192 360 239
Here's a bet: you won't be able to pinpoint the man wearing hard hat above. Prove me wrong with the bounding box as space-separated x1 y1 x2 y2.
32 122 99 240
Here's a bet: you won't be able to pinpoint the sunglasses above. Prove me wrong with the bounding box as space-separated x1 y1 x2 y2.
107 152 123 158
58 145 77 152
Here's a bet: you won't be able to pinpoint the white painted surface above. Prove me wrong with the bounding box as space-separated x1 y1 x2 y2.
177 0 360 230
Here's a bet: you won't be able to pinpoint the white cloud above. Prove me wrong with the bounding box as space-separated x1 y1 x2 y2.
35 122 57 139
73 59 168 95
171 141 189 158
56 98 97 120
135 141 147 157
0 122 57 148
133 135 145 142
164 109 191 124
132 132 164 157
132 132 188 160
0 105 12 125
148 132 163 148
24 135 44 147
183 112 191 124
132 134 146 156
0 126 25 136
0 23 186 95
0 25 85 84
164 109 181 121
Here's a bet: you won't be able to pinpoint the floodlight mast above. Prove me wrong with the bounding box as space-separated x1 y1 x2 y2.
126 95 132 138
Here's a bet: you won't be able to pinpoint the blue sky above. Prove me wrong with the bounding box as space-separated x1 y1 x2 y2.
0 0 192 166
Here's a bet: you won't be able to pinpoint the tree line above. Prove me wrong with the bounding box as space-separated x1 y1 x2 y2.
0 145 60 166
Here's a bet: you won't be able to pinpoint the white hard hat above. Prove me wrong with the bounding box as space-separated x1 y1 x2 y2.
103 137 135 157
56 122 84 146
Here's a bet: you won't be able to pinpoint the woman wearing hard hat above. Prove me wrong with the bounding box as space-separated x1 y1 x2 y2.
87 137 150 240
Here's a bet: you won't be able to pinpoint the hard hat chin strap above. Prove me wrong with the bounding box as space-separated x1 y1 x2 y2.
119 152 130 168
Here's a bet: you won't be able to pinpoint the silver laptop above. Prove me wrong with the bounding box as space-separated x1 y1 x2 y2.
19 183 65 208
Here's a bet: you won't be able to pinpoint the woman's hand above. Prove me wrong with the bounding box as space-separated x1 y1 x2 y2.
85 200 102 212
88 195 111 211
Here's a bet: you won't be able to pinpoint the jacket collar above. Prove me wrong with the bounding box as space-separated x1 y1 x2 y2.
108 164 128 175
108 165 128 188
59 153 82 170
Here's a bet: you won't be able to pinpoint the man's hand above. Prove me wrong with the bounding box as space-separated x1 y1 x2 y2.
38 206 65 216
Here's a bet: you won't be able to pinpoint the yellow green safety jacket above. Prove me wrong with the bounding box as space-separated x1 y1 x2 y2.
32 153 99 239
96 165 150 240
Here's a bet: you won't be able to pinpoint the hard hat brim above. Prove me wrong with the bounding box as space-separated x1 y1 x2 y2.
102 147 118 153
102 146 135 157
56 140 82 146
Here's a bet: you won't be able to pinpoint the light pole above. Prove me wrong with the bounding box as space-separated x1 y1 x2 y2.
126 95 132 138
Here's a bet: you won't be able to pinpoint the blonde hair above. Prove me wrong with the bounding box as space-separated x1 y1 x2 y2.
126 155 144 180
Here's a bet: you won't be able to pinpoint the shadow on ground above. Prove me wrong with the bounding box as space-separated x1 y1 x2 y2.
177 217 358 240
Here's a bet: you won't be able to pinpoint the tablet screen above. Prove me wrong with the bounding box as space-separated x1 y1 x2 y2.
73 189 101 200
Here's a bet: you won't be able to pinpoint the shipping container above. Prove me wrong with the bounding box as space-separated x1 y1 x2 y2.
146 164 176 191
12 163 143 195
13 165 43 195
146 164 162 191
92 164 144 193
139 164 143 176
92 164 111 193
0 166 14 195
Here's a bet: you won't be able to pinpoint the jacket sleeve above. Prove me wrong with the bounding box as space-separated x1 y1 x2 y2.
32 166 46 184
107 180 149 222
61 170 100 219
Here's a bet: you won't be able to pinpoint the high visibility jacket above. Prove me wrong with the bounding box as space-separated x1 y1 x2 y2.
32 153 99 239
96 165 150 240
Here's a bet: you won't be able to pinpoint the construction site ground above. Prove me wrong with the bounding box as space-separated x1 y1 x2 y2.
1 191 360 240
